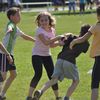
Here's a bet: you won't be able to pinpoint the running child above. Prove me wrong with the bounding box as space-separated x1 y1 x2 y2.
0 7 35 99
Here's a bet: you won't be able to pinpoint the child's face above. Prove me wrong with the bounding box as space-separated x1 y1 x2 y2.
39 15 50 29
11 11 21 24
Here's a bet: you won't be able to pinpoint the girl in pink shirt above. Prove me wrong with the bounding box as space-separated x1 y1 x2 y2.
26 11 63 100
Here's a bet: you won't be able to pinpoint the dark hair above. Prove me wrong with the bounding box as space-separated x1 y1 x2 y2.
79 24 91 37
7 7 20 20
96 6 100 16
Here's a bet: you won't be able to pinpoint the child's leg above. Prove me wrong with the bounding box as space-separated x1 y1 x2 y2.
43 78 60 100
65 80 79 98
27 87 35 97
0 73 4 93
43 56 59 99
0 72 7 93
0 72 3 83
42 77 58 93
0 54 7 93
0 70 17 97
91 88 98 100
91 56 100 100
0 82 3 93
33 77 58 99
1 72 7 81
27 55 43 99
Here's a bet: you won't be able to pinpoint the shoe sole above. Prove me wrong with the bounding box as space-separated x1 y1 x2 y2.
34 91 41 100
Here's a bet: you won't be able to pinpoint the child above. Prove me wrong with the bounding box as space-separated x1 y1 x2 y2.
26 11 63 100
0 7 35 99
70 6 100 100
33 24 90 100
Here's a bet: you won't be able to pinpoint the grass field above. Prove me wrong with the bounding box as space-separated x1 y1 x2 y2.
0 11 99 100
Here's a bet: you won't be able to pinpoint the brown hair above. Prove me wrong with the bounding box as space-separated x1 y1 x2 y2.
79 24 91 37
35 11 56 27
7 7 20 20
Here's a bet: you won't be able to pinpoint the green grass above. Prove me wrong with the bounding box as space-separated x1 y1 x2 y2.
0 11 98 100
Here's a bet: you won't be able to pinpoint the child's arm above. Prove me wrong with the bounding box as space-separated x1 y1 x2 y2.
0 42 10 55
0 42 13 64
70 31 92 49
50 40 64 48
38 34 64 46
50 33 72 48
21 33 35 42
6 25 13 33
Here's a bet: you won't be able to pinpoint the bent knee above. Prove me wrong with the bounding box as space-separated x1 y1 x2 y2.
51 77 58 84
73 80 79 85
10 72 17 79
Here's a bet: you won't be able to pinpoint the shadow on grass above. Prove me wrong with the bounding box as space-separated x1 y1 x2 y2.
52 10 96 16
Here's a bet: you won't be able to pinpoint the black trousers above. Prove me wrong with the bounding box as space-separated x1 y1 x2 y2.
91 56 100 89
30 55 58 90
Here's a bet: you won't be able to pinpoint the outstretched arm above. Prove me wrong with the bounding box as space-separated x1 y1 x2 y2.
70 31 92 49
50 33 72 48
50 41 63 48
21 33 35 42
38 34 64 46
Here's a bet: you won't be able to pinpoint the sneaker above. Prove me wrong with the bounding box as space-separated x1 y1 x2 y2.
26 96 33 100
63 96 69 100
0 96 6 100
56 97 62 100
33 90 42 100
32 97 37 100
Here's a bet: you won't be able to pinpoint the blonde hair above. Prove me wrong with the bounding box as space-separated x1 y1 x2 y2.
35 11 56 27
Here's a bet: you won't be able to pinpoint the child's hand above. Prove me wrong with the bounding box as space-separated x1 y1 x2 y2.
7 55 13 64
57 35 64 40
59 40 65 46
6 26 13 33
61 33 72 41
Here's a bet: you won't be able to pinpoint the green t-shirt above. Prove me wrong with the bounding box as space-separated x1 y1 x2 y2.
1 21 22 54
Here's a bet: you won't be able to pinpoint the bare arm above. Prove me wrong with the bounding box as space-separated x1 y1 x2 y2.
38 34 64 46
0 42 13 64
70 31 92 49
50 33 72 48
50 41 61 48
21 33 35 42
0 42 10 55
